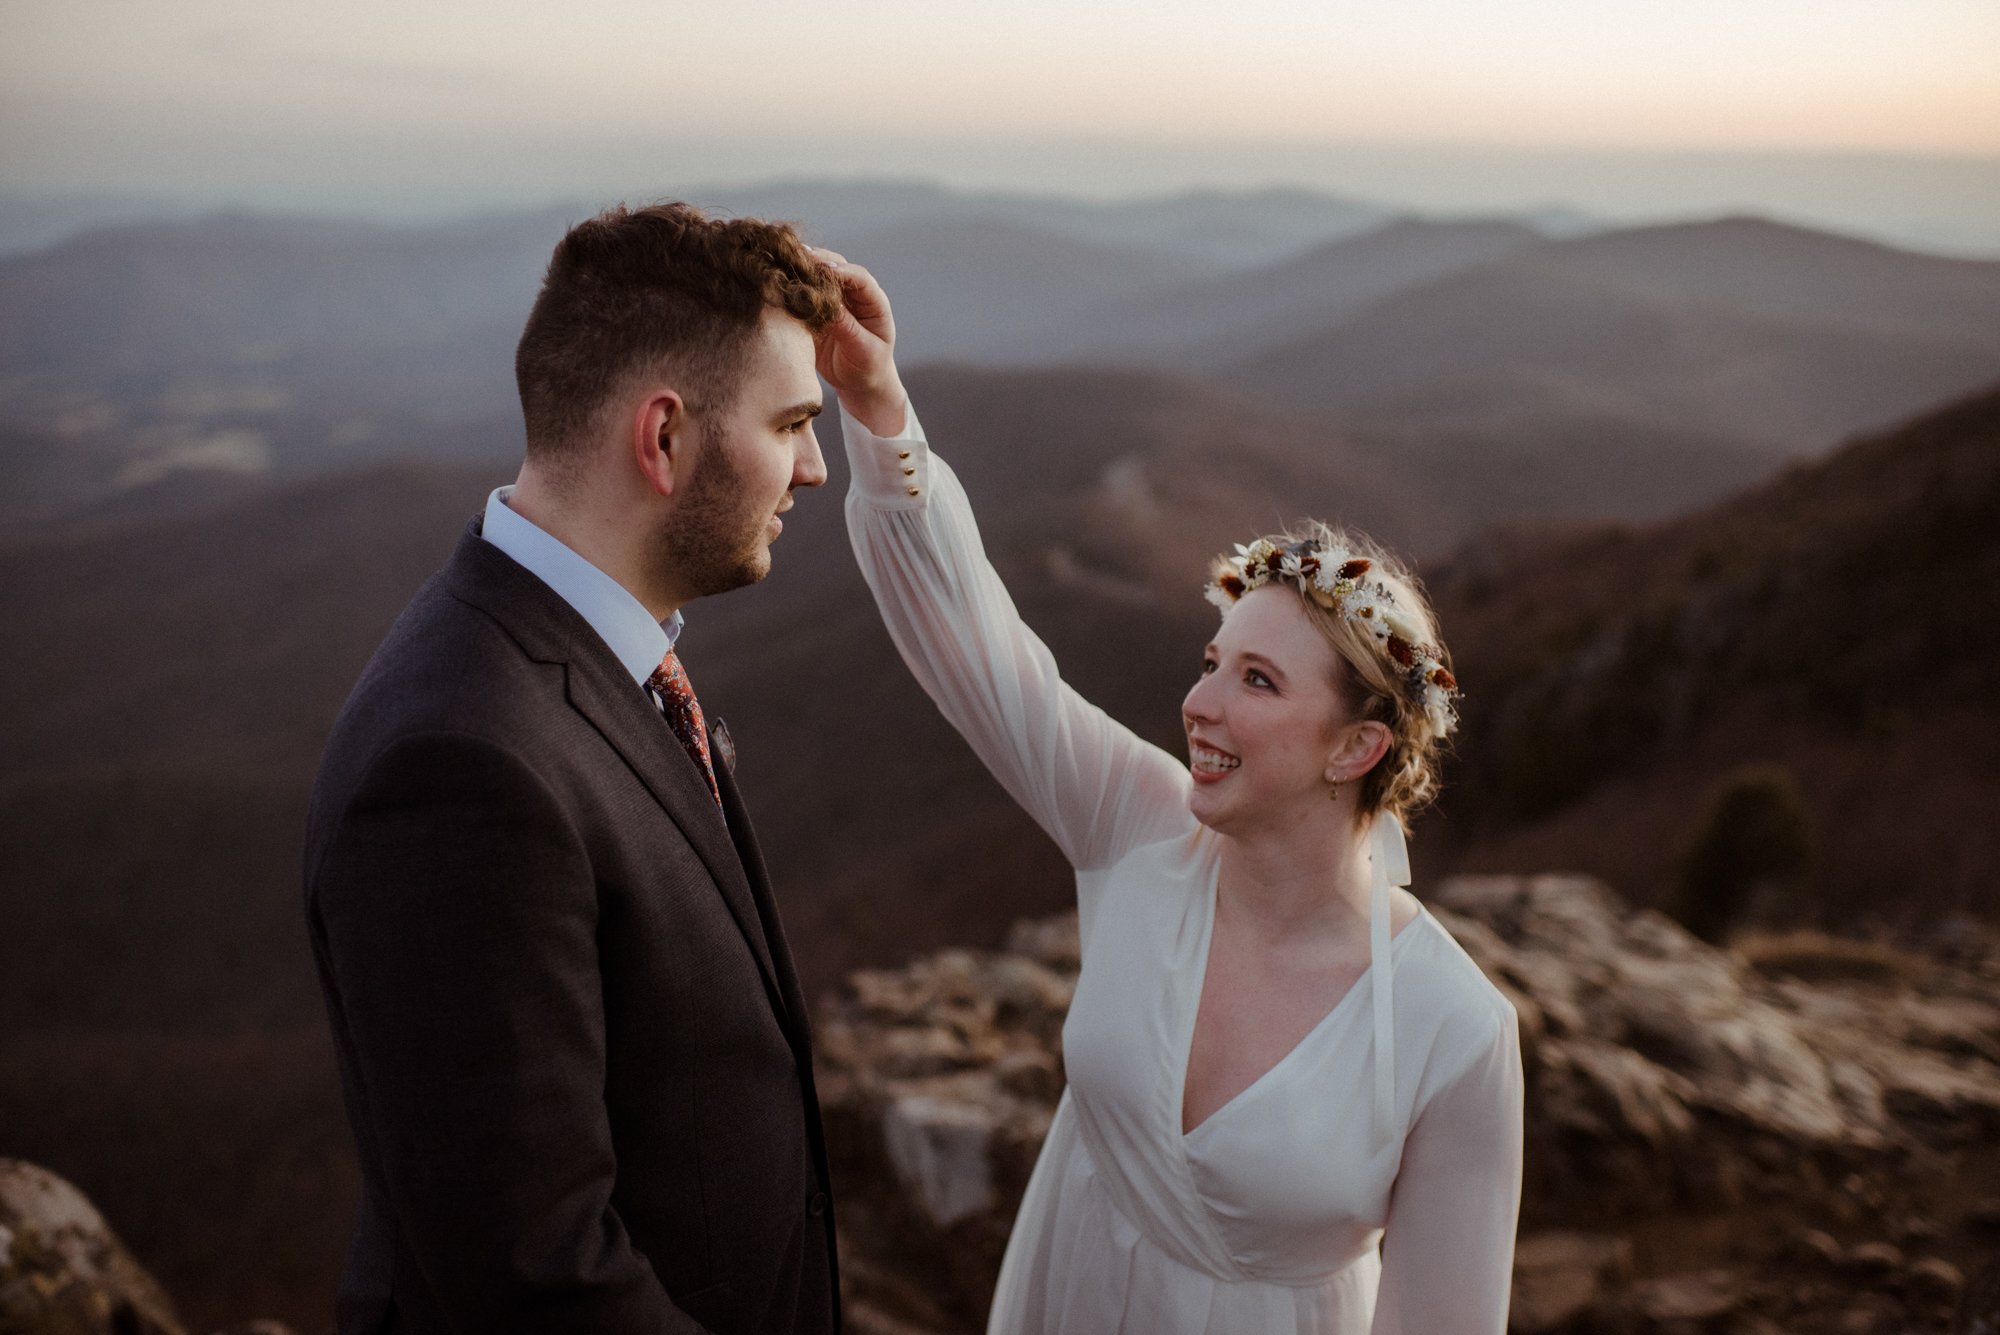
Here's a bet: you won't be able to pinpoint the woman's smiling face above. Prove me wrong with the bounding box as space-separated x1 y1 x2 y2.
1181 584 1379 837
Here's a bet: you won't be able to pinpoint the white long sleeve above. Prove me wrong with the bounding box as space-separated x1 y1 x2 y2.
1370 1008 1525 1334
841 402 1193 872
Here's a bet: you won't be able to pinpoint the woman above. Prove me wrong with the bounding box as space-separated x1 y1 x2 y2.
820 253 1523 1334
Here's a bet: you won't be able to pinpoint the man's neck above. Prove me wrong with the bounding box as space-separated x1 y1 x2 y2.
507 472 683 623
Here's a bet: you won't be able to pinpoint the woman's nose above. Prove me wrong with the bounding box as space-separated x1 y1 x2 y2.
1182 672 1218 729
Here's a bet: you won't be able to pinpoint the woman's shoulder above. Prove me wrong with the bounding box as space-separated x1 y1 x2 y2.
1404 905 1520 1039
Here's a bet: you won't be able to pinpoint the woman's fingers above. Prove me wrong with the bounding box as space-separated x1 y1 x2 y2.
812 248 894 341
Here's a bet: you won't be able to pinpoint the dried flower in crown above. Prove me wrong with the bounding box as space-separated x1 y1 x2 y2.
1205 537 1461 736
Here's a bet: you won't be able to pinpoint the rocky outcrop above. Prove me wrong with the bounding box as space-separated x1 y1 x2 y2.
0 1160 298 1335
0 1159 184 1335
817 874 2000 1335
1436 876 2000 1210
817 919 1078 1335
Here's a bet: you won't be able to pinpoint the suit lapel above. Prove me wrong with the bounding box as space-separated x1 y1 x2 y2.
561 655 789 1019
712 741 811 1051
442 521 789 1027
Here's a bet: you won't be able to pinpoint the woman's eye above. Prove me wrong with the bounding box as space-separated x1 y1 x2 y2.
1200 659 1217 676
1246 669 1274 689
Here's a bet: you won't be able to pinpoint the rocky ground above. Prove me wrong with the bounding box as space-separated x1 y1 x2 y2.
0 1158 295 1335
816 875 2000 1335
9 872 1997 1334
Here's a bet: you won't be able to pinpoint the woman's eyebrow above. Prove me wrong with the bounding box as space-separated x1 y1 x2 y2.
1238 651 1286 679
1212 646 1287 679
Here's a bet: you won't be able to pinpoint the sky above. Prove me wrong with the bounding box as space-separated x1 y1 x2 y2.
4 0 1998 249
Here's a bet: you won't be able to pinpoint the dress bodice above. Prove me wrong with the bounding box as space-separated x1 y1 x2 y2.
1063 830 1476 1290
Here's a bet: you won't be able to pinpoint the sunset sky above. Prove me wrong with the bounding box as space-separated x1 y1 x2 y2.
4 0 1997 246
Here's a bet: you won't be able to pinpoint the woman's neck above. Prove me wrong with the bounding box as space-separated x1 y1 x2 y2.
1216 808 1377 941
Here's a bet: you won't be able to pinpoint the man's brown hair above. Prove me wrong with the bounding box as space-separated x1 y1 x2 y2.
514 201 842 474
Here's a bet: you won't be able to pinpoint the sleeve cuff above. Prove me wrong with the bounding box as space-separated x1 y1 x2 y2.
841 399 931 511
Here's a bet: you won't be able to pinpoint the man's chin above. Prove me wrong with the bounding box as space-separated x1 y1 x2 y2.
705 550 773 597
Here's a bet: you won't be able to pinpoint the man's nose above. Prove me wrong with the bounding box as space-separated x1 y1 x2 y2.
794 426 829 489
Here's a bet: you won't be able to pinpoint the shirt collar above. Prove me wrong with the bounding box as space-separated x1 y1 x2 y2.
480 485 682 688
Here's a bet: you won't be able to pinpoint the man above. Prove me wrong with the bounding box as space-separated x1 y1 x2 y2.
304 202 909 1332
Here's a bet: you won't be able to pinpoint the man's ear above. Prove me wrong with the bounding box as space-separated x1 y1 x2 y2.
631 391 685 499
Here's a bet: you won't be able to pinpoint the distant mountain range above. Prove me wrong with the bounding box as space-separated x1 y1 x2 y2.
0 181 1390 527
997 216 1548 366
6 185 1997 555
1232 216 2000 447
690 178 1397 270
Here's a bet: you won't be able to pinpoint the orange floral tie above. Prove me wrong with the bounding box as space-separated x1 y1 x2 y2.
647 648 720 808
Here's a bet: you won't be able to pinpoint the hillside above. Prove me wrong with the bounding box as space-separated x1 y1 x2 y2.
1426 380 2000 925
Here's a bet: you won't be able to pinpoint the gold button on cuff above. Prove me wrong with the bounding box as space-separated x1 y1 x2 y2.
897 449 912 460
905 485 921 496
901 465 916 477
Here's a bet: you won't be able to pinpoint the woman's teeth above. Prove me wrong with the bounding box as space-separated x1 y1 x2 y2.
1192 748 1239 774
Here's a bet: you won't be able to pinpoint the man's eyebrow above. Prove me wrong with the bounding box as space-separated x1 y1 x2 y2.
774 400 823 422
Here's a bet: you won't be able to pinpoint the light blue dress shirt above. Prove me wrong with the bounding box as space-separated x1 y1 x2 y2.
479 485 683 689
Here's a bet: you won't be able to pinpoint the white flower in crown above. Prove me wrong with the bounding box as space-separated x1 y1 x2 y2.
1342 583 1388 629
1381 608 1425 645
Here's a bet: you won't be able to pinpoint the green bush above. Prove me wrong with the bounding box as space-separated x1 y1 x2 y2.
1672 764 1817 943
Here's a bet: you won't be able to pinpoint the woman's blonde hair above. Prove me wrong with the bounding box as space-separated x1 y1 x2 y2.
1208 520 1456 832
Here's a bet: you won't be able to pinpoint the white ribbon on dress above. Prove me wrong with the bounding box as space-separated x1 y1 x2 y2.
1367 814 1410 1153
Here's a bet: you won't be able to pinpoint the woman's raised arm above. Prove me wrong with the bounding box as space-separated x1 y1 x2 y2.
842 402 1193 872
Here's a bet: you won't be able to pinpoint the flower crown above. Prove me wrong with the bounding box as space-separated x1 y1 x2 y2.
1205 537 1461 736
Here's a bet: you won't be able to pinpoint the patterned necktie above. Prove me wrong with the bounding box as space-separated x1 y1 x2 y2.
647 648 721 808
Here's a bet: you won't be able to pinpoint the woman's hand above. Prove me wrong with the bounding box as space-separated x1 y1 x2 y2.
811 247 909 437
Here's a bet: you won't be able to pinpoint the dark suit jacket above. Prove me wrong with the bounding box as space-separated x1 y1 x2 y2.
304 518 838 1334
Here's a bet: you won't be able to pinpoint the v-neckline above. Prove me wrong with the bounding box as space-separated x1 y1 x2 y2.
1179 864 1427 1141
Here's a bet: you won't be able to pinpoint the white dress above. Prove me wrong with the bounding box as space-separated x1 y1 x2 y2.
842 404 1526 1335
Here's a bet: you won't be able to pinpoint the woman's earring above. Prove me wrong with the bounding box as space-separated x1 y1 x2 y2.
1327 776 1341 801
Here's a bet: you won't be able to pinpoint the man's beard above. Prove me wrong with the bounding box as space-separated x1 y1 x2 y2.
651 423 778 601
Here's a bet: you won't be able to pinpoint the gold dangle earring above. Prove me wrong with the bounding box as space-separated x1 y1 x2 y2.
1327 776 1341 801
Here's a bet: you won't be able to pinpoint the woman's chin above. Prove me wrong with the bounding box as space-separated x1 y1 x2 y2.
1187 786 1240 835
